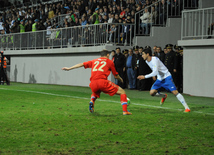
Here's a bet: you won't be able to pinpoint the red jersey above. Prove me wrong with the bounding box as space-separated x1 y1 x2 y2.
83 57 118 81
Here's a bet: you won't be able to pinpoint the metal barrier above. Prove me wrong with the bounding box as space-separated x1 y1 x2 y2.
181 7 214 40
0 23 135 50
135 0 198 36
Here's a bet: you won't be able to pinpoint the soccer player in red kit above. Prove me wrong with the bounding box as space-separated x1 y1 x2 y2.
62 50 132 115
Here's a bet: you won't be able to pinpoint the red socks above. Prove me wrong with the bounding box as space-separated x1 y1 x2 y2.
120 94 128 112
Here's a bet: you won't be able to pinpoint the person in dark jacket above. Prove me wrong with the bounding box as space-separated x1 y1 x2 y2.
114 47 126 88
154 46 165 62
133 46 141 89
164 44 178 84
177 47 183 93
138 47 153 90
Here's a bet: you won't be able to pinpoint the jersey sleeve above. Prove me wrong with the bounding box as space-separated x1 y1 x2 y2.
145 58 158 79
109 60 118 76
83 61 92 69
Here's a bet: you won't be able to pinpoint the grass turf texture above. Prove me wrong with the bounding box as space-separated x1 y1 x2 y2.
0 82 214 154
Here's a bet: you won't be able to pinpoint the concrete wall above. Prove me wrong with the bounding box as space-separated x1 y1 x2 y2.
199 0 214 8
136 18 181 51
6 45 133 87
10 53 98 87
178 39 214 98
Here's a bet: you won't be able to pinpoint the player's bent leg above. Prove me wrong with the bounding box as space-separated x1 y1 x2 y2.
150 89 167 105
172 90 190 112
116 87 132 115
171 90 179 96
116 86 126 95
150 89 158 96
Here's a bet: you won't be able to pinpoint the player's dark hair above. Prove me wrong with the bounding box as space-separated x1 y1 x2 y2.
143 48 152 56
100 50 109 57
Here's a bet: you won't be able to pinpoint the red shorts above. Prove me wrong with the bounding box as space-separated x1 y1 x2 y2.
89 79 119 98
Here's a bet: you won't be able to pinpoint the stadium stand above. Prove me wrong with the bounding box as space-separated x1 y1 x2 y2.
0 0 198 50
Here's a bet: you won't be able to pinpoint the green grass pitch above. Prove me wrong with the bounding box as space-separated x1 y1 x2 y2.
0 82 213 154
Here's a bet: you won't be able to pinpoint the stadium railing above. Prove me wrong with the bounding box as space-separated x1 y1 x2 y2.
0 23 135 50
135 0 198 36
181 7 214 40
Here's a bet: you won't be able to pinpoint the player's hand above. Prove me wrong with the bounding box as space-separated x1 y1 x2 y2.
152 76 156 81
119 77 124 83
173 69 177 73
137 75 145 80
62 67 70 71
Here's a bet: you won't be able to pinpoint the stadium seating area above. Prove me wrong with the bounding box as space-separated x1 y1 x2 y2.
0 0 198 35
0 0 199 52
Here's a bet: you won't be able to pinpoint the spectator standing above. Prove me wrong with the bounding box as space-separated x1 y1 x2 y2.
154 46 165 62
177 47 183 93
138 47 153 91
164 44 177 84
123 49 129 89
10 21 19 48
151 6 158 24
25 20 32 32
18 20 26 49
158 0 167 25
32 19 39 47
135 4 141 34
140 8 151 35
126 48 136 89
114 47 126 88
133 47 141 89
92 8 99 24
152 45 157 55
108 24 117 43
121 20 131 44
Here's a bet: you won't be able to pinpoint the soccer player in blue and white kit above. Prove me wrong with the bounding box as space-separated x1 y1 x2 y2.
137 48 190 112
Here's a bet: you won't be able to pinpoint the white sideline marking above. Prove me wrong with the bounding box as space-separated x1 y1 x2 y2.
0 88 214 116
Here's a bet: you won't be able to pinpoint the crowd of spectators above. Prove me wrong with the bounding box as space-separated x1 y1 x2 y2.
0 0 141 35
111 44 184 92
0 0 199 49
0 0 198 34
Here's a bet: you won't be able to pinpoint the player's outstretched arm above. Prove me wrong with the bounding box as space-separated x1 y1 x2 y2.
62 63 84 71
115 74 123 83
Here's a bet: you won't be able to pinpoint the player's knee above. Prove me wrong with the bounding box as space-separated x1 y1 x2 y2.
120 89 126 94
117 87 126 95
150 90 156 96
